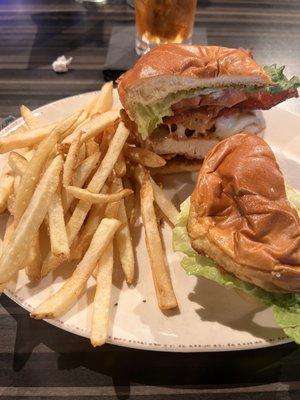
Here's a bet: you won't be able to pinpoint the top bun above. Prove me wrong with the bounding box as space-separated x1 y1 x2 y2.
117 44 272 115
188 133 300 293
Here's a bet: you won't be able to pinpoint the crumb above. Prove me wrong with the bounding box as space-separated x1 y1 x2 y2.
114 303 118 306
142 299 146 303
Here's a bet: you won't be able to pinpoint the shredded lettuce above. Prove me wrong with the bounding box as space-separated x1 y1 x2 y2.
173 188 300 344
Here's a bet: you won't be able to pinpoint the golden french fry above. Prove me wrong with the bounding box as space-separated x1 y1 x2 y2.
72 185 108 261
0 175 14 214
0 155 63 284
91 242 113 347
140 174 177 310
48 191 69 259
25 233 42 280
0 123 56 153
114 152 126 177
86 140 99 157
116 195 135 284
2 215 15 250
104 178 122 218
122 177 136 226
41 123 129 276
62 151 100 213
31 218 121 319
14 112 78 224
134 165 179 226
66 185 132 204
123 144 166 168
76 143 86 168
20 105 40 130
63 133 82 187
150 159 202 175
62 110 118 146
8 151 28 176
90 81 113 116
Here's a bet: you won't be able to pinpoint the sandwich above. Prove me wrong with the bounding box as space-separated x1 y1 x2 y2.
117 44 300 160
173 133 300 343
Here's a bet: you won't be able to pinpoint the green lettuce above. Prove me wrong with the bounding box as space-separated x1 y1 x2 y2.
263 64 300 94
133 64 300 139
173 188 300 344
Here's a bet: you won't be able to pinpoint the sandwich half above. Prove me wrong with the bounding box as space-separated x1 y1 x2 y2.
173 133 300 343
118 44 300 159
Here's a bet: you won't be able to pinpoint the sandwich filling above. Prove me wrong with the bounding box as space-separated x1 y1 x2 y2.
131 65 300 140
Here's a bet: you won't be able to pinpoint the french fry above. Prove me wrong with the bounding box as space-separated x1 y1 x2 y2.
63 133 82 187
86 140 99 157
134 165 179 226
150 159 202 175
90 81 113 116
66 186 132 204
20 105 40 130
72 185 108 261
122 177 137 226
25 233 42 280
48 191 69 259
0 123 56 153
114 152 126 177
123 144 166 168
8 151 28 176
2 215 15 250
14 112 79 224
31 218 121 319
91 243 113 347
62 110 118 145
104 178 122 218
0 155 63 284
41 122 129 276
0 175 14 214
115 195 135 284
76 143 86 167
140 174 177 310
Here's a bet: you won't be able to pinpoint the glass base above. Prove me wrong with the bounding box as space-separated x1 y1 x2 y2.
135 35 192 56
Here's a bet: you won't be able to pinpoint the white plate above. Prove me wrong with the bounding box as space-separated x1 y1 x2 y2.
1 91 300 352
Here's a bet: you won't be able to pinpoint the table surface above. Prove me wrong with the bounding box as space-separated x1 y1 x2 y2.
0 1 300 399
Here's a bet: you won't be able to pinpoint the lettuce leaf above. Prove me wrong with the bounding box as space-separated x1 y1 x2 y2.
263 64 300 94
173 188 300 344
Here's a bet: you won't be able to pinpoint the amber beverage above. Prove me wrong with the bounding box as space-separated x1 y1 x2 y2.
135 0 197 55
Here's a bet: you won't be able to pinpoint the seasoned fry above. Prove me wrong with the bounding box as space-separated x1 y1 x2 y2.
8 151 28 176
140 175 177 310
25 233 42 280
14 112 79 224
86 140 99 157
0 175 14 214
66 186 133 204
48 191 69 259
104 178 123 218
72 185 108 261
134 165 179 226
91 243 113 347
76 143 86 168
31 218 121 319
123 177 136 226
0 123 56 153
63 133 82 187
114 152 126 177
72 152 100 187
90 81 113 116
20 105 40 129
150 159 202 175
123 144 166 168
116 196 135 284
0 155 63 284
41 123 129 276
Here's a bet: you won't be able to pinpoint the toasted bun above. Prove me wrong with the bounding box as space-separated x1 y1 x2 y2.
118 44 272 116
188 133 300 293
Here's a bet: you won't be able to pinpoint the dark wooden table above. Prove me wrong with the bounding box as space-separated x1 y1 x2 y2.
0 1 300 399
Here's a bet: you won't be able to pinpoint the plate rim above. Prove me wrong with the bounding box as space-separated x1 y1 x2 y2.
1 91 296 352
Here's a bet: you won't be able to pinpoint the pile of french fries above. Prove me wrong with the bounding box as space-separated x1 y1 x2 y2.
0 82 182 346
